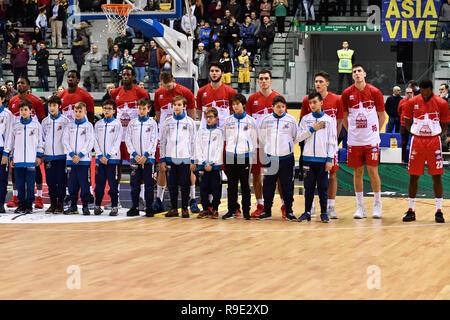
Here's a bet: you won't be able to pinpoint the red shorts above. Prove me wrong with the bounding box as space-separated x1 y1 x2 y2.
347 145 379 168
155 141 160 163
408 135 443 176
120 141 130 161
251 148 264 175
330 153 339 174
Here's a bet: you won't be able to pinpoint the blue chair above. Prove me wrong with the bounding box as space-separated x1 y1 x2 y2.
338 148 347 162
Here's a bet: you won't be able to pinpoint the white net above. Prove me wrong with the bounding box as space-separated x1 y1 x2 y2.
101 4 134 35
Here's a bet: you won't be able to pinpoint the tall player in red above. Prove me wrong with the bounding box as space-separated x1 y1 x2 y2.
341 64 386 219
398 87 414 163
247 69 285 218
110 66 150 203
7 77 46 209
402 80 450 223
152 72 198 213
300 71 343 219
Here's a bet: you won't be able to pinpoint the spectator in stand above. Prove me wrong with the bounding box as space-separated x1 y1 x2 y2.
77 22 92 53
209 39 224 63
148 39 165 92
54 51 67 89
318 0 332 25
303 0 316 24
259 16 275 69
224 16 240 63
207 0 225 24
385 86 402 133
199 21 212 50
211 16 226 44
132 45 147 84
161 51 173 73
10 38 29 87
49 0 65 48
441 0 450 49
250 11 261 37
260 0 272 21
35 7 47 41
30 27 43 60
240 16 256 65
219 50 232 85
337 0 346 16
114 31 133 54
440 83 449 102
190 0 204 22
6 80 17 97
35 42 50 92
102 83 115 103
0 41 5 82
4 25 20 50
194 42 209 88
181 7 197 37
109 44 122 87
57 85 65 94
0 84 11 107
0 0 7 32
349 0 361 16
85 45 103 91
38 0 52 20
408 80 421 96
120 48 134 71
224 9 232 26
238 48 250 94
233 38 243 69
226 0 241 23
274 0 288 37
241 0 256 23
71 34 85 74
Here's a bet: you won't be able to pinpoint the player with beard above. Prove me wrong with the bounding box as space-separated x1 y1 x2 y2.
7 77 46 209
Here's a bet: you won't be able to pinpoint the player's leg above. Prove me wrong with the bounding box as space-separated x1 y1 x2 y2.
259 167 277 220
7 166 19 207
223 161 238 219
210 170 222 219
277 156 295 221
403 136 424 222
189 170 200 213
299 162 316 222
348 146 367 218
277 178 286 218
64 166 79 214
143 163 155 217
34 164 43 209
316 162 330 223
366 165 382 219
180 164 191 218
165 163 180 217
239 161 251 220
0 152 8 212
44 160 58 213
250 149 264 217
94 163 107 215
79 166 91 215
428 136 445 223
128 164 142 216
198 170 211 218
432 175 445 223
327 171 338 218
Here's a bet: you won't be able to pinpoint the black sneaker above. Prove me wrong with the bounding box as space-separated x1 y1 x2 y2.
257 212 272 220
145 207 155 217
243 212 250 220
64 195 70 205
109 207 119 216
222 212 235 220
64 206 79 215
94 206 103 216
0 205 5 213
24 205 33 214
402 210 416 222
435 211 445 223
82 206 90 215
127 207 140 217
89 193 94 204
14 205 26 214
45 203 57 214
298 212 311 222
285 212 297 221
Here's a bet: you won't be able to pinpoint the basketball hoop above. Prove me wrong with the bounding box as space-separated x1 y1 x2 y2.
101 4 134 35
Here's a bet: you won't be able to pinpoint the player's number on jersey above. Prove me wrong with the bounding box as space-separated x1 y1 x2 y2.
436 160 443 169
371 152 378 161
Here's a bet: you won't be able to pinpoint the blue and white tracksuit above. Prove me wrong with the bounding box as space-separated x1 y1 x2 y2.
62 118 95 207
42 113 70 204
0 105 13 206
125 115 158 208
160 111 196 210
195 124 224 211
297 110 338 214
259 112 298 214
94 116 123 208
4 117 44 207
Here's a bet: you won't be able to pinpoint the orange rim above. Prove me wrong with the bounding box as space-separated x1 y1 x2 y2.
101 4 133 16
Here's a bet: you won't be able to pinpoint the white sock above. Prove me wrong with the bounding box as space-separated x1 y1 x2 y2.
374 192 381 203
90 186 93 194
37 190 43 197
408 198 416 211
436 198 443 211
208 194 213 202
281 199 285 205
356 192 364 206
157 185 165 201
257 199 263 205
13 189 17 197
190 185 196 200
140 184 145 199
328 199 335 207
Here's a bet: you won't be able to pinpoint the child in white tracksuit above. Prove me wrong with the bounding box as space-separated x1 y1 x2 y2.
297 92 338 223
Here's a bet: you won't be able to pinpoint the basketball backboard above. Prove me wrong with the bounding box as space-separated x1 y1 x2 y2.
69 0 182 21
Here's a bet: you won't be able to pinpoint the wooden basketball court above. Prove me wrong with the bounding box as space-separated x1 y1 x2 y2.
1 196 449 300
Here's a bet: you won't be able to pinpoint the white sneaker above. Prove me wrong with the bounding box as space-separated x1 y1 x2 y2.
310 202 316 218
276 33 281 37
353 204 367 219
372 201 382 219
327 206 339 219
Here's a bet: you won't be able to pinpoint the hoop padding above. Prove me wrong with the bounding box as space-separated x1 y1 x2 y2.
101 4 134 35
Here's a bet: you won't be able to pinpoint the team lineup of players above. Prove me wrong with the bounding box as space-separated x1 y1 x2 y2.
0 61 448 223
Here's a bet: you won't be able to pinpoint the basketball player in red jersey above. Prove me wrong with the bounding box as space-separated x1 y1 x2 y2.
341 64 386 219
247 69 285 218
110 66 150 200
7 77 46 209
402 80 450 223
58 70 95 123
300 71 343 219
152 72 198 213
398 87 414 163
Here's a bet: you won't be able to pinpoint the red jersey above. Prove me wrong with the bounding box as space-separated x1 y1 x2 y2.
300 92 344 120
398 97 409 127
247 90 282 127
154 83 196 124
403 94 450 137
196 83 236 128
341 83 385 146
110 85 150 141
58 87 95 121
9 93 46 122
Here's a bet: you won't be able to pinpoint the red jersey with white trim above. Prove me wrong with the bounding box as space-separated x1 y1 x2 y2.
403 94 450 137
154 83 196 125
58 87 95 121
196 83 236 128
9 93 46 122
300 91 344 120
110 85 150 141
247 90 283 127
341 83 385 146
